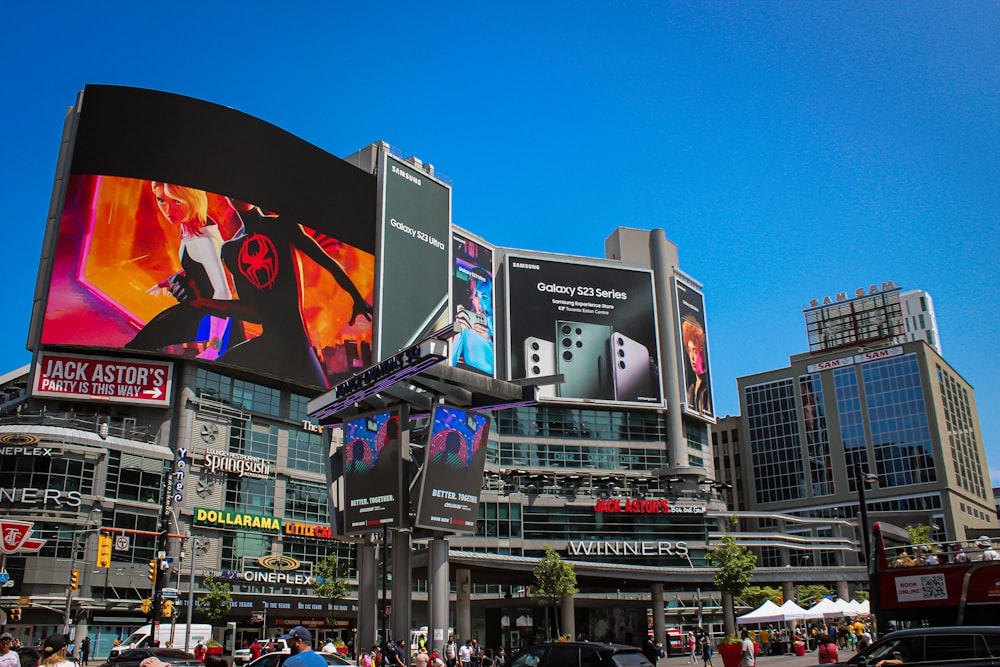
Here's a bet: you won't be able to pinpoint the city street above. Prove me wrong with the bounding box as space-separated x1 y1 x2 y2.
661 648 847 667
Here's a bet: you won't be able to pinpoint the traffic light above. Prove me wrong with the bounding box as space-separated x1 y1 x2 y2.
70 569 80 591
96 533 113 568
141 598 151 614
162 599 174 618
148 559 157 584
9 608 21 621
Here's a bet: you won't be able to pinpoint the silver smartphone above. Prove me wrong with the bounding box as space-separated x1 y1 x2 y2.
555 321 613 400
611 331 658 402
524 336 557 398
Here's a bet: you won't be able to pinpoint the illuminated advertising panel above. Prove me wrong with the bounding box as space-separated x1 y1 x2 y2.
450 232 495 376
342 408 406 534
376 154 450 359
414 406 490 533
36 85 376 389
33 350 173 406
505 255 662 406
674 277 714 419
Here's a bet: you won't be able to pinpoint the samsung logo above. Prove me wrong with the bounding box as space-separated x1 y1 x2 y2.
391 164 421 186
512 261 540 270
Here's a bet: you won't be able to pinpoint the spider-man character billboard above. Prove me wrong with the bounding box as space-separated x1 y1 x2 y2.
342 408 407 533
33 86 376 389
414 405 490 533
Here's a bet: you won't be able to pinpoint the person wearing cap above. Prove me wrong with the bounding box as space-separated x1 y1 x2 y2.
949 542 969 563
0 632 20 667
40 636 73 667
917 544 939 565
283 627 325 667
977 536 1000 561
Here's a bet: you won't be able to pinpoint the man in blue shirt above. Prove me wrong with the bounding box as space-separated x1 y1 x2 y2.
283 627 326 667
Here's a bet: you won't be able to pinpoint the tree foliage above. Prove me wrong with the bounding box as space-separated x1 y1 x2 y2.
533 545 578 603
738 586 782 609
705 533 757 598
905 524 932 546
314 555 350 601
795 584 833 607
198 574 232 621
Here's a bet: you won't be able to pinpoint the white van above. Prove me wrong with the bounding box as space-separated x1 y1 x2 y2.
110 624 213 657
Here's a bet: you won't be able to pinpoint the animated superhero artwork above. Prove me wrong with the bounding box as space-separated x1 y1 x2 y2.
342 409 405 533
415 405 490 533
39 174 374 389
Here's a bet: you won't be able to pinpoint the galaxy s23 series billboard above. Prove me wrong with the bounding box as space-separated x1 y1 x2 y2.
376 153 451 360
674 277 714 420
342 408 408 534
35 85 376 390
415 406 491 533
450 231 495 376
506 255 663 407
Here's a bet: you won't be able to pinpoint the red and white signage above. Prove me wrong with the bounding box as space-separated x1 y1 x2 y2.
0 519 46 554
33 351 173 406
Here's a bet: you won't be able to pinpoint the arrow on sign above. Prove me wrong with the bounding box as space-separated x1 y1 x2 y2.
143 387 164 399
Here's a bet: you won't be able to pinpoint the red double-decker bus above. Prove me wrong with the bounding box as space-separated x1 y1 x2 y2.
870 521 1000 627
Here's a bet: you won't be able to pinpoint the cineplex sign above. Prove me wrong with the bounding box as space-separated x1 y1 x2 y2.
193 508 335 539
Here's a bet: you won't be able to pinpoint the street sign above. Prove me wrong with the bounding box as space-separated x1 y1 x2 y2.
114 535 130 551
0 573 8 584
18 596 30 606
162 587 179 599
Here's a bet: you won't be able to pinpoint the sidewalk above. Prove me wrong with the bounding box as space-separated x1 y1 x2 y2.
661 648 836 667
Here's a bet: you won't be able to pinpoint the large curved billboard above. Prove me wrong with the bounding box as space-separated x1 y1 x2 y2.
36 86 376 389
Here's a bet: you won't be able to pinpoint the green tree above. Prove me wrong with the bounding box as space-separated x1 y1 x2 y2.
198 574 232 621
906 524 932 546
795 584 833 607
533 545 578 640
705 526 757 636
854 589 870 602
739 586 782 609
313 555 350 624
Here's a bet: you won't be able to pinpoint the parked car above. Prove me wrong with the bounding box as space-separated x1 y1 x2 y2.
247 650 353 667
95 648 203 667
811 626 1000 667
509 643 652 667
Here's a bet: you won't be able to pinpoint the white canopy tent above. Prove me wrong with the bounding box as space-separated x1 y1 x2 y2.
736 600 785 624
777 600 810 621
806 597 849 619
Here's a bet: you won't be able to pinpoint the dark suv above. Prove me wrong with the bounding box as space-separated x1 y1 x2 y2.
509 643 652 667
814 626 1000 667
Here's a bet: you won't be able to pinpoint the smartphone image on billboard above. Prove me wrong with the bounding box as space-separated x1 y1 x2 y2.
611 332 658 402
555 321 613 400
524 336 557 399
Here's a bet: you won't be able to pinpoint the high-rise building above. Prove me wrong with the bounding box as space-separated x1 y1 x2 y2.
898 289 942 354
736 338 994 568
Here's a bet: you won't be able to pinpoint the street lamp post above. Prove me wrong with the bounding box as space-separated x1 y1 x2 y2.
853 459 878 565
63 508 103 636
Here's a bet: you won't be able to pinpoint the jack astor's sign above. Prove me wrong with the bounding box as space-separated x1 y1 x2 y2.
203 449 271 478
593 498 706 514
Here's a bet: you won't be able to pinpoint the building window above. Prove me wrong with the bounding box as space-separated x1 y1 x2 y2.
285 481 328 523
744 378 805 504
282 538 356 577
834 368 869 493
221 532 271 571
225 476 276 515
862 353 936 488
230 419 279 462
799 374 834 497
109 510 159 563
107 451 166 503
287 429 324 472
0 452 96 497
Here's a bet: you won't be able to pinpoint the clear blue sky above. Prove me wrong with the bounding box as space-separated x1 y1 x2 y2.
2 2 998 483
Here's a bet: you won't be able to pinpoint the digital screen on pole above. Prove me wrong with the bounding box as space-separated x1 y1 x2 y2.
450 232 495 376
415 406 490 533
674 277 714 419
36 85 376 390
505 255 663 406
342 408 406 533
376 154 450 359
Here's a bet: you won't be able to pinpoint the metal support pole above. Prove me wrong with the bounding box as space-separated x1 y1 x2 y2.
185 537 199 651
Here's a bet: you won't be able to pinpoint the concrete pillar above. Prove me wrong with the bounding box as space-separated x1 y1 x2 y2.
560 595 576 641
649 230 685 467
456 568 471 641
836 580 849 601
392 531 412 646
357 540 378 651
651 584 665 651
428 538 450 655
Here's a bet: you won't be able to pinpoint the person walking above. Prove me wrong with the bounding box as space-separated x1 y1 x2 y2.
283 627 326 667
79 638 90 666
444 638 457 667
0 633 20 667
740 631 755 667
699 634 713 667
